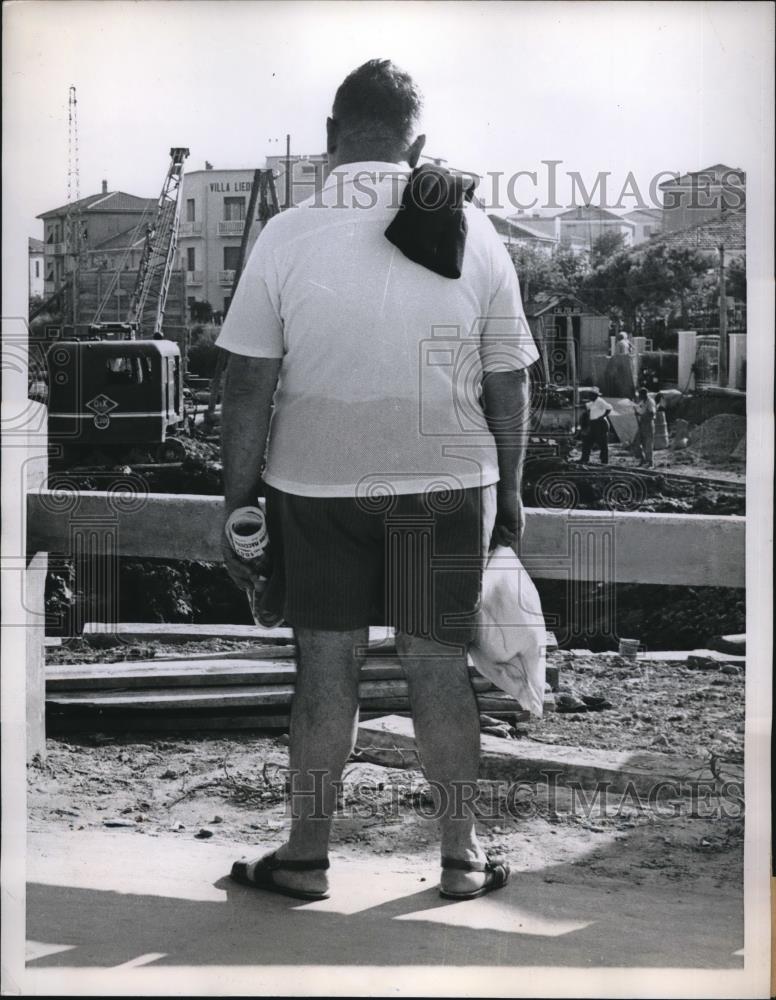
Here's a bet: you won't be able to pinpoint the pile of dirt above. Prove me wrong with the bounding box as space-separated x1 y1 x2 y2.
688 414 746 460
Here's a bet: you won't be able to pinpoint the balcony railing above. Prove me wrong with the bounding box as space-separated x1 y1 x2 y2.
217 220 245 236
178 221 203 237
218 269 236 285
44 243 65 256
185 270 203 285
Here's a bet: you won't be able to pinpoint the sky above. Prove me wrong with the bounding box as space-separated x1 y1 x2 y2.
2 0 774 235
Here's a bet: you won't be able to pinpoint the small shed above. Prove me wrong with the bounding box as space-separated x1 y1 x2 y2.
524 293 611 388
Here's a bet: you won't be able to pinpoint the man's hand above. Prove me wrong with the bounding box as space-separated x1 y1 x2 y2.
490 489 525 554
220 525 266 592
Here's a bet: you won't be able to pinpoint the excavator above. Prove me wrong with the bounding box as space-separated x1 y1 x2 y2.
46 148 191 463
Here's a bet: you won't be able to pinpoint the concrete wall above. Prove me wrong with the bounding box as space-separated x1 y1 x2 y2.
28 490 745 588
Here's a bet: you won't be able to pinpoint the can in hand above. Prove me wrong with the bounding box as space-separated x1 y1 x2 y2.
225 505 282 627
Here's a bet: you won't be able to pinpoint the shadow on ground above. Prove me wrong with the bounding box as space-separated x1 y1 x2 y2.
26 818 743 969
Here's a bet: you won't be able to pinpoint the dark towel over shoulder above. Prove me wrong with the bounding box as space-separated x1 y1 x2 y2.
384 164 477 279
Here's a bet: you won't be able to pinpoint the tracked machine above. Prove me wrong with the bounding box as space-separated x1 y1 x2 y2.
47 147 191 464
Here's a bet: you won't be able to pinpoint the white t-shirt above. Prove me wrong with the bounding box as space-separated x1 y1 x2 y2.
587 397 613 421
216 161 539 498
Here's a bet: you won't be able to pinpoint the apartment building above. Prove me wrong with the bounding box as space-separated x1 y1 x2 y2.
178 155 328 317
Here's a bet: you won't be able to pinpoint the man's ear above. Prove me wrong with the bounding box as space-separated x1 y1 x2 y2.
326 117 338 156
406 134 426 168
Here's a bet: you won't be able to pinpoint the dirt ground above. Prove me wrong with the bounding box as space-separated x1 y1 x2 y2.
31 646 745 895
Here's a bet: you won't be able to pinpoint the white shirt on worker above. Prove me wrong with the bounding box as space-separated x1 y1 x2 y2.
216 161 540 498
586 396 613 421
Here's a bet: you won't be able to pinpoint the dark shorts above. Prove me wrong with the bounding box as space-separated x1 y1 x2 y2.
263 484 496 649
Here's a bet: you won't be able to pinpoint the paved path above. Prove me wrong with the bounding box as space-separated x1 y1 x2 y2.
23 829 743 976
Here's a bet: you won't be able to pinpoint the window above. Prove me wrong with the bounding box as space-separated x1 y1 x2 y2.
186 198 196 222
35 261 40 278
187 296 196 313
105 355 152 385
223 246 241 271
187 247 196 271
224 295 232 314
223 196 246 221
643 225 652 237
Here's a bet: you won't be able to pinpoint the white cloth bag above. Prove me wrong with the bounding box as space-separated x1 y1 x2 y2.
469 545 546 717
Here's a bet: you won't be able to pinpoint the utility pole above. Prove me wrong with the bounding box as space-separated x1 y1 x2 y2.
718 242 728 386
285 133 292 209
66 85 81 330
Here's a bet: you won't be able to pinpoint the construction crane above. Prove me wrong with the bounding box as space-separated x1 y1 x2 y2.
91 146 190 339
47 147 192 464
205 169 280 423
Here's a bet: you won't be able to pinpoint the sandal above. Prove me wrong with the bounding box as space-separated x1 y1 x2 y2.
229 851 330 901
439 855 511 900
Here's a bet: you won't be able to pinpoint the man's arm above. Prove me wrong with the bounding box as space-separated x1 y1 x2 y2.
481 367 531 553
220 352 282 589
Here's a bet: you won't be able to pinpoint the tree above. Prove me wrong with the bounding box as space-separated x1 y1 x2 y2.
187 324 220 376
590 230 626 268
580 242 710 333
726 257 747 302
190 300 213 324
508 243 589 302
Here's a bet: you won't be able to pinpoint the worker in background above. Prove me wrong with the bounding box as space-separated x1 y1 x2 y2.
580 388 613 464
633 387 657 467
217 60 537 902
614 330 633 355
654 391 669 451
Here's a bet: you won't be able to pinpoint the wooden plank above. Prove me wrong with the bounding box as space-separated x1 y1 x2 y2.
45 657 501 692
28 490 745 586
46 709 294 734
355 716 740 795
80 623 556 657
81 622 396 648
46 676 497 711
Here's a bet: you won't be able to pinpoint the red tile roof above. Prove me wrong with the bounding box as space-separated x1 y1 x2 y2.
649 211 745 253
38 191 156 220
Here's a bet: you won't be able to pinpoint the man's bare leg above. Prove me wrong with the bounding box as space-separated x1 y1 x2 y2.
243 626 365 895
396 632 490 895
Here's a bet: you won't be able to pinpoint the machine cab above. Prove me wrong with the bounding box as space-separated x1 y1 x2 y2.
47 339 184 449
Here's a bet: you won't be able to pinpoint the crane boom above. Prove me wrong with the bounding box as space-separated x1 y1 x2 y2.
128 146 189 336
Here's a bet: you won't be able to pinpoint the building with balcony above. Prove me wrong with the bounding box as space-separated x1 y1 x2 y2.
177 156 328 317
36 181 156 296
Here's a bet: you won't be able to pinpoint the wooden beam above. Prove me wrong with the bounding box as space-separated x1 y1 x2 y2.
356 715 740 796
46 656 496 691
80 622 393 646
28 490 745 586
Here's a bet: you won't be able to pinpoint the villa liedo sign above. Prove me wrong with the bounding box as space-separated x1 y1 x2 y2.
208 181 254 193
